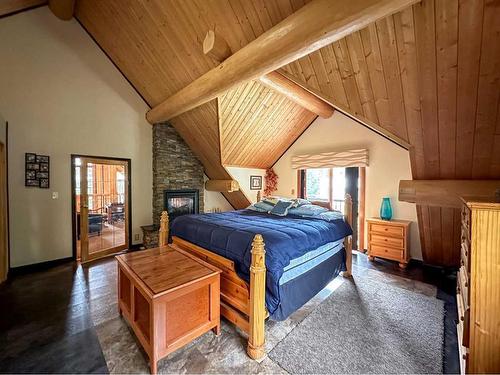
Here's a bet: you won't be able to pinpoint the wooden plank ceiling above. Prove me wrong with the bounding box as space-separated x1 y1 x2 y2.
75 0 499 267
219 81 316 168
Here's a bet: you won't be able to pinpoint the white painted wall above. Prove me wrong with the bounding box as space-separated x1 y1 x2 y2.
203 175 233 212
0 8 153 267
273 112 422 260
227 167 266 204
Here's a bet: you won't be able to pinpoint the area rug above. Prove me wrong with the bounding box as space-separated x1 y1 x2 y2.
268 269 444 374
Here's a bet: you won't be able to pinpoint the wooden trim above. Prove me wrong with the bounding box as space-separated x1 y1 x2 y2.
359 167 366 251
0 142 8 283
146 0 420 123
70 154 132 262
343 194 353 277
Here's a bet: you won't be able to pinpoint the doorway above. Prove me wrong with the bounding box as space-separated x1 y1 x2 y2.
298 166 366 251
72 155 131 262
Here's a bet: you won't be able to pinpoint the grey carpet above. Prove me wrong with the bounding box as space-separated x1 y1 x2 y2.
269 270 444 374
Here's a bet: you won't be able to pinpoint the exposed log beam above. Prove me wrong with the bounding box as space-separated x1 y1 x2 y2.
399 180 500 209
48 0 74 20
277 69 411 149
0 0 46 17
203 30 232 62
146 0 420 124
205 179 240 193
259 71 333 119
203 30 334 119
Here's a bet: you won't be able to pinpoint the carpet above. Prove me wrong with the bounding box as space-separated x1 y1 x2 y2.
268 269 445 374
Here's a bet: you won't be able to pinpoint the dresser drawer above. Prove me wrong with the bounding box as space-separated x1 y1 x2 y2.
369 223 404 237
370 233 404 248
369 244 403 261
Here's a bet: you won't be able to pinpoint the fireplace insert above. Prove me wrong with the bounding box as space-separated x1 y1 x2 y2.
164 189 199 223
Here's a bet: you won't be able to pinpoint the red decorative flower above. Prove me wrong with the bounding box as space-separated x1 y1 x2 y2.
264 168 278 196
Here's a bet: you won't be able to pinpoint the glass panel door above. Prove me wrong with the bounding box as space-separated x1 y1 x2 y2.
75 157 129 262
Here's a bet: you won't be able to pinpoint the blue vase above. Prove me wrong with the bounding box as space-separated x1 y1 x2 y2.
380 197 392 220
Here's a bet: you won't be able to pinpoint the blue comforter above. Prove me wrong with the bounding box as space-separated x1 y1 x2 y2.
170 209 352 318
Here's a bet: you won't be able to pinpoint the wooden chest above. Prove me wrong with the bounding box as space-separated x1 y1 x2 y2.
116 247 221 374
366 218 411 268
457 197 500 374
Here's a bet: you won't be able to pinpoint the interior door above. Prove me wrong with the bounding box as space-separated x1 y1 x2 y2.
78 157 129 262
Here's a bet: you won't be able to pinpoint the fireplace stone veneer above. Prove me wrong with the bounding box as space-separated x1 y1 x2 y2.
153 122 204 226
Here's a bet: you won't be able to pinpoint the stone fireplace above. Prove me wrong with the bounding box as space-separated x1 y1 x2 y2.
164 189 199 222
143 123 205 247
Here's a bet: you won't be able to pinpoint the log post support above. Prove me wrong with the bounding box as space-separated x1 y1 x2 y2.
247 234 266 360
343 194 353 278
159 211 169 247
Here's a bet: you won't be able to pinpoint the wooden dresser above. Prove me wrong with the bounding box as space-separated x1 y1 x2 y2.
457 197 500 374
366 218 411 268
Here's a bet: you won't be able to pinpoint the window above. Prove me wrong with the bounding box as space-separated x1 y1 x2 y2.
304 167 346 210
305 168 330 201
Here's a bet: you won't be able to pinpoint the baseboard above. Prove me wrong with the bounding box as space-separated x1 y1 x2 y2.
9 257 74 277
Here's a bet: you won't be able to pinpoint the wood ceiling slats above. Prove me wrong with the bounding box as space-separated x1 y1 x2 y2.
435 0 458 179
456 0 484 179
375 17 409 141
393 8 424 178
472 0 500 178
413 0 440 179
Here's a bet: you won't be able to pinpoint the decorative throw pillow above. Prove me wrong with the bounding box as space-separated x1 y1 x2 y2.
269 200 295 216
248 200 275 212
288 204 328 217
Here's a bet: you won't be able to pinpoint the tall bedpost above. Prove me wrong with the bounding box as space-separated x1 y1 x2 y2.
343 194 353 278
247 234 266 360
159 211 169 247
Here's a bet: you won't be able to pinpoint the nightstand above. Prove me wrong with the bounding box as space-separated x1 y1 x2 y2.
366 218 411 268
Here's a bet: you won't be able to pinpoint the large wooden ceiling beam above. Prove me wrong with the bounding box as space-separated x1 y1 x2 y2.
399 180 500 209
203 30 334 119
146 0 419 124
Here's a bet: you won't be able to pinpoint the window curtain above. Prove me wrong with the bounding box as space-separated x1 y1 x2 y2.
292 148 369 170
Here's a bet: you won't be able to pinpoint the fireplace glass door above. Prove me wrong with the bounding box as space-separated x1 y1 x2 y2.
74 157 129 262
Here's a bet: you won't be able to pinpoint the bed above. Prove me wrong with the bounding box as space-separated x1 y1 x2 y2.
158 194 353 360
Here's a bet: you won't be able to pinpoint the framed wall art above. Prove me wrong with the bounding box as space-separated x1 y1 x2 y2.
250 175 262 190
25 153 50 188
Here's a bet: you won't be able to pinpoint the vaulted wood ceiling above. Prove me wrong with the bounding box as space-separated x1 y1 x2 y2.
74 0 499 267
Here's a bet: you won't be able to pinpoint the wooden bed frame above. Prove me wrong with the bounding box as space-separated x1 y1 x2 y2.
159 194 353 360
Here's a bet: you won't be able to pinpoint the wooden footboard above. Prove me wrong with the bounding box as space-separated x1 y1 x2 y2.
158 193 352 360
159 212 267 359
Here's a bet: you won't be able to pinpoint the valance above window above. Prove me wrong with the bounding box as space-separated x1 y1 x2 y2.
292 148 369 169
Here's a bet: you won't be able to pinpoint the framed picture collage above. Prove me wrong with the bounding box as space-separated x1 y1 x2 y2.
25 153 50 188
